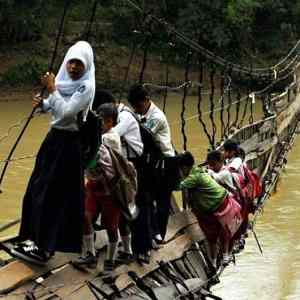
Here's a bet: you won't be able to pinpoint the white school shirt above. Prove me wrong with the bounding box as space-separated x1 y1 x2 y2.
226 157 245 177
42 83 93 131
114 103 143 158
207 167 236 192
141 102 175 157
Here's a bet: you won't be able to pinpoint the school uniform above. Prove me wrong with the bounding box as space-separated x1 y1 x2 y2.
207 167 237 192
179 166 242 244
114 104 153 256
115 103 143 159
85 129 122 234
17 41 95 256
141 102 176 240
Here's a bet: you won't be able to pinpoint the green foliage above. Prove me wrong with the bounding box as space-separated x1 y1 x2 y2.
1 58 47 86
1 0 300 87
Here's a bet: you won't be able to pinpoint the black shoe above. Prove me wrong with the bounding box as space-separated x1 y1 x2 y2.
136 253 150 265
154 237 166 245
115 251 134 264
11 243 50 266
73 252 97 268
152 239 163 250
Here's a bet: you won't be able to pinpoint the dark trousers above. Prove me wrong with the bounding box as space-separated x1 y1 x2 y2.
154 156 180 240
129 158 155 255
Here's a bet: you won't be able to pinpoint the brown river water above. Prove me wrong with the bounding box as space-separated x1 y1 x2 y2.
0 93 299 299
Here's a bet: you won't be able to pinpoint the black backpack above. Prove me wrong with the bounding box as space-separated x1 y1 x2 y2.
120 107 164 167
78 110 101 169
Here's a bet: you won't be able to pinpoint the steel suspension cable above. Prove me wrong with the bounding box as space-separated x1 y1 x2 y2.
123 0 300 78
219 70 226 139
209 65 217 149
0 0 72 193
139 32 152 83
233 89 242 129
119 31 139 101
84 0 99 40
197 58 214 147
180 51 192 151
225 71 233 136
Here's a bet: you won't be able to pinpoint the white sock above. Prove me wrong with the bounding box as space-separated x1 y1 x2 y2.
106 242 118 261
212 258 217 268
82 234 95 257
155 234 163 241
121 235 132 254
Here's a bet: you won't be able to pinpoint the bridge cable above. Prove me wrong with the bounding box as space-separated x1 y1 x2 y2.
180 51 192 151
197 58 214 148
219 69 226 139
209 64 217 149
0 0 72 192
123 0 300 78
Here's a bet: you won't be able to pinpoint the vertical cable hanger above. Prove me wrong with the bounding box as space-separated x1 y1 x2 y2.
84 0 99 41
197 57 214 148
219 68 226 140
162 39 174 113
233 88 242 129
138 9 153 84
249 72 255 124
180 50 192 151
138 30 152 83
118 28 139 102
209 63 217 149
225 68 233 136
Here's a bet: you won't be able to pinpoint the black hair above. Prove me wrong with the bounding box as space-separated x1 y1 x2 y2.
96 103 118 126
223 139 239 152
177 151 195 167
128 84 149 106
223 139 246 160
237 147 246 161
206 150 224 163
93 89 115 110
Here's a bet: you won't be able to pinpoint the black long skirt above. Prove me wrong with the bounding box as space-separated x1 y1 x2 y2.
19 128 85 253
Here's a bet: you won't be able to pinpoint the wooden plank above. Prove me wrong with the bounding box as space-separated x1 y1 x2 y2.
0 244 77 295
0 261 35 295
64 284 95 300
165 211 197 242
277 93 300 135
185 222 204 243
40 264 94 299
115 233 193 291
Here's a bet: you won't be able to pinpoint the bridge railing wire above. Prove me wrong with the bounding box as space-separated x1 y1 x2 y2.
123 0 300 78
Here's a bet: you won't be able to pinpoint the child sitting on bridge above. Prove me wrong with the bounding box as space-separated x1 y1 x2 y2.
176 151 242 267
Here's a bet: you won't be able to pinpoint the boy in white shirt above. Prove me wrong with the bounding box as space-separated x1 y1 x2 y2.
127 84 178 246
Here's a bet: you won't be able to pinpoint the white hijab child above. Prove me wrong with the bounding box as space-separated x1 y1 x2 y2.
14 41 96 265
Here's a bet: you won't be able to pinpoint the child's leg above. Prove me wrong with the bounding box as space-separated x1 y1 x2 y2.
119 216 132 255
100 195 121 267
81 181 99 258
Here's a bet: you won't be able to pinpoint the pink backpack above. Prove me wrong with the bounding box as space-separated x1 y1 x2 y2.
228 164 262 213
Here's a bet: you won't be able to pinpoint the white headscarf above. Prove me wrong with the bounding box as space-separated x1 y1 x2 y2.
55 41 95 120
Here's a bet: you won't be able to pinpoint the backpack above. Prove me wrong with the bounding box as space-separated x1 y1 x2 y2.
228 164 262 213
120 107 164 167
78 110 101 169
107 147 139 221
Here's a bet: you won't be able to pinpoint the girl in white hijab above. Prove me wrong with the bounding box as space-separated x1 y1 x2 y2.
13 41 96 265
